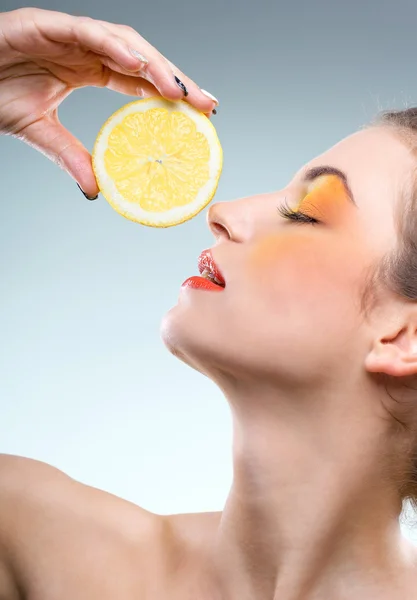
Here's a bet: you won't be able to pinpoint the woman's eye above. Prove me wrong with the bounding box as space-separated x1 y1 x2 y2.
277 199 320 224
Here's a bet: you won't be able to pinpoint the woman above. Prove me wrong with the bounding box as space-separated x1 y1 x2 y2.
1 6 417 600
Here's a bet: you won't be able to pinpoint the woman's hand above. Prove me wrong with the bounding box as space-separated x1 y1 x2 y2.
0 8 218 198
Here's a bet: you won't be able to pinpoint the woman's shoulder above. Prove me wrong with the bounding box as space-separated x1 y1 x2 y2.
0 454 172 599
0 452 167 539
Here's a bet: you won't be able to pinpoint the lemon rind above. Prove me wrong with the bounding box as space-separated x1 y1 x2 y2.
92 97 223 227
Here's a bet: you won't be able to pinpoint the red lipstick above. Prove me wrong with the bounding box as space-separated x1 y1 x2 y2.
197 249 225 285
181 276 224 292
181 249 226 292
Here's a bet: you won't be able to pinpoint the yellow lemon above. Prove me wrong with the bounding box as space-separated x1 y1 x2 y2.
92 97 223 227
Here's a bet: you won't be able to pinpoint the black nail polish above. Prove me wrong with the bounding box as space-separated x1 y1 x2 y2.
174 75 188 97
77 183 98 201
212 108 217 115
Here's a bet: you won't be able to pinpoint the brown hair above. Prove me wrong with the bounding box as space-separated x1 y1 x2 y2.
366 108 417 520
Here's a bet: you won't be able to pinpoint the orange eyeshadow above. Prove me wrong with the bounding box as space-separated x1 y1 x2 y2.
296 175 349 221
247 175 354 271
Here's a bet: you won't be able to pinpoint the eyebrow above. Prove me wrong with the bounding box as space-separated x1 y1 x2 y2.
302 165 357 207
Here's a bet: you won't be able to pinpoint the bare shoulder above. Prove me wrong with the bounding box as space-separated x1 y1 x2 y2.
0 454 160 529
0 454 222 598
0 452 70 484
166 511 222 541
0 452 162 532
164 510 222 563
0 454 170 598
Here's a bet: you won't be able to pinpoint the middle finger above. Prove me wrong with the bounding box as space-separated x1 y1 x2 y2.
98 20 218 113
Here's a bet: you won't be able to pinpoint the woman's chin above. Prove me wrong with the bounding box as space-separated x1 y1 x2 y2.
159 304 221 374
159 305 198 360
158 308 203 373
159 307 180 354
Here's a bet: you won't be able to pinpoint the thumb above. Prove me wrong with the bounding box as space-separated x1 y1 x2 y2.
19 111 99 199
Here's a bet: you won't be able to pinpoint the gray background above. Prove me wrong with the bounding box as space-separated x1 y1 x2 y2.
1 0 417 542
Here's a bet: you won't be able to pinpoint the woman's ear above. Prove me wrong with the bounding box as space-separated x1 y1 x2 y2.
365 324 417 377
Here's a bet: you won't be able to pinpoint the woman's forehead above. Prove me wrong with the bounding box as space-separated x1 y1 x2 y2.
287 127 416 254
293 127 414 213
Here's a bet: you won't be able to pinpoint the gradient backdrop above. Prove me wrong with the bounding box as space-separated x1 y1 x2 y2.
1 0 417 543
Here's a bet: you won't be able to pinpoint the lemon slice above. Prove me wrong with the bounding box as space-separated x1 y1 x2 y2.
92 97 223 227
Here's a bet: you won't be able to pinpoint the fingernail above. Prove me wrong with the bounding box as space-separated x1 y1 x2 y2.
200 89 219 105
174 75 188 97
77 183 98 201
129 48 149 64
212 108 217 115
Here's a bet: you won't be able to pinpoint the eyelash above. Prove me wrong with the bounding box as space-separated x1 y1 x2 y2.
277 198 320 225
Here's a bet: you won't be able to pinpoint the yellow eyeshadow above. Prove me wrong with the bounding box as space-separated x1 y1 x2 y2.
295 175 348 218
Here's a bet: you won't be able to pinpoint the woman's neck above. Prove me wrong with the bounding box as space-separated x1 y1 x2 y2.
203 380 416 600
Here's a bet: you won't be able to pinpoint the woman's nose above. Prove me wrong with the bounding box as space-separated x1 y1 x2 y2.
207 199 255 242
207 194 273 242
207 201 234 241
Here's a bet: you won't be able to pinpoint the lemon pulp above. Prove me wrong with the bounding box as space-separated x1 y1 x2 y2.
92 98 223 227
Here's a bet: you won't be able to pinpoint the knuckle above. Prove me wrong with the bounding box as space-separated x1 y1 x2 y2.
121 24 137 35
76 15 93 26
16 6 34 17
14 6 37 25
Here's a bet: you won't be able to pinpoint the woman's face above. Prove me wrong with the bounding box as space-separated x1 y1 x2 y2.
161 126 415 387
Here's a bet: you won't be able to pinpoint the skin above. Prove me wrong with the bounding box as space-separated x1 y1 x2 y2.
161 125 417 599
0 8 217 197
2 126 417 600
2 8 417 600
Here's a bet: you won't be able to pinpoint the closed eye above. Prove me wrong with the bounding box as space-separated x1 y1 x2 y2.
277 198 320 225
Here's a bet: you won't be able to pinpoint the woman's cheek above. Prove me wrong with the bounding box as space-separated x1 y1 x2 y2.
246 231 367 303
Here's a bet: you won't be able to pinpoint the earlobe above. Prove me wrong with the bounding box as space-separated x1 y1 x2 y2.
365 326 417 377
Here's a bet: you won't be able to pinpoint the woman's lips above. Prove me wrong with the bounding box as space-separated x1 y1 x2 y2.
197 249 226 286
181 276 224 292
181 249 226 292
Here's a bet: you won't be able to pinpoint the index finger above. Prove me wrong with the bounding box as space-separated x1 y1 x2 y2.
98 20 218 113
